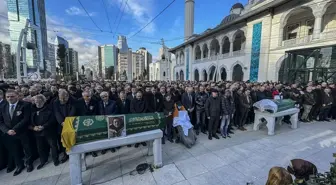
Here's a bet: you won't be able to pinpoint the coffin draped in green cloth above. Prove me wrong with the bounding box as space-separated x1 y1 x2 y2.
253 99 296 113
66 113 166 145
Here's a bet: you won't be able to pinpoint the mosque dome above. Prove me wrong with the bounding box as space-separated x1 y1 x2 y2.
231 3 244 10
220 14 240 25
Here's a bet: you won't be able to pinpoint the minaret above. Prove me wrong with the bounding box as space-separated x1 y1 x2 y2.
184 0 195 41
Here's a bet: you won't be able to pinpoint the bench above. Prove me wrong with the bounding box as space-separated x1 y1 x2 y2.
253 108 300 135
68 129 163 185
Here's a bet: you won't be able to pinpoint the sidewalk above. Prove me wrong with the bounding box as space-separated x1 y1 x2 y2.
1 121 335 185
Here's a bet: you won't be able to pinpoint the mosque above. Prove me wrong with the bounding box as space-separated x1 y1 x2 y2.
168 0 336 83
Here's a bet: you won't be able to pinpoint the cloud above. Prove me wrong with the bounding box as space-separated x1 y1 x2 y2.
65 6 96 16
0 0 10 44
47 15 100 65
110 0 156 34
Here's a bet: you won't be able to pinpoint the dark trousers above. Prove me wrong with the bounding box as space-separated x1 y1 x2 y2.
188 111 195 125
36 135 59 163
310 104 321 119
2 133 33 167
233 109 241 127
196 110 206 131
208 116 220 135
329 105 336 119
239 109 249 127
0 137 8 170
165 116 174 140
319 106 331 120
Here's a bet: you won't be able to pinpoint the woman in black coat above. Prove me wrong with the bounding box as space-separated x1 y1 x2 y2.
30 94 59 170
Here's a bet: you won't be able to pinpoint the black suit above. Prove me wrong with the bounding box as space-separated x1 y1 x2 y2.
76 98 99 116
53 99 77 154
239 94 253 127
99 100 117 115
181 92 195 124
31 106 59 163
0 99 8 170
117 99 130 114
0 101 33 167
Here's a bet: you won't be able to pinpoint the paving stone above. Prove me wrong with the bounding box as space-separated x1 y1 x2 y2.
152 164 185 185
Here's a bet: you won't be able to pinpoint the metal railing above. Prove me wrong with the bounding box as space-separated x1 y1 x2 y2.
282 35 313 47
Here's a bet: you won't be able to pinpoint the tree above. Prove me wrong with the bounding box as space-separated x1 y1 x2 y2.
57 44 66 77
106 66 114 80
81 65 85 75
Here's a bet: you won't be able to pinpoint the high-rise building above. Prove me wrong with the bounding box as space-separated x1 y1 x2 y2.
132 52 145 80
54 36 69 75
98 45 118 79
68 48 78 74
46 42 55 77
136 47 152 80
0 42 14 79
7 0 47 74
117 35 128 53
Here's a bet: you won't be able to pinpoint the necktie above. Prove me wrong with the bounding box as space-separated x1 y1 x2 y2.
189 94 192 103
10 104 15 119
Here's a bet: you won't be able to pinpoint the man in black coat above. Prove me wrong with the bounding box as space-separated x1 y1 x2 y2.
145 87 163 113
205 89 222 140
76 90 100 157
238 89 253 131
117 92 130 114
195 85 208 135
0 90 8 171
126 87 137 102
130 91 148 147
53 89 76 163
181 86 195 125
30 94 59 169
76 90 100 116
99 91 118 115
0 89 34 176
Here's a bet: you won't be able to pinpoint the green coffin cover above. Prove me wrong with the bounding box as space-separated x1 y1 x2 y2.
272 99 296 112
125 112 165 135
73 116 108 144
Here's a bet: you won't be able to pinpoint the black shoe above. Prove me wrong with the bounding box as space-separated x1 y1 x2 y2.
13 166 24 176
91 152 98 157
127 145 132 147
196 130 199 135
168 138 174 143
227 135 231 138
201 130 207 135
228 130 234 134
222 135 226 139
141 142 147 146
134 143 140 148
111 148 116 153
26 165 34 173
213 134 220 139
37 162 46 170
175 138 180 143
208 135 212 140
54 161 60 166
324 119 330 122
60 155 69 164
162 139 165 145
101 149 107 155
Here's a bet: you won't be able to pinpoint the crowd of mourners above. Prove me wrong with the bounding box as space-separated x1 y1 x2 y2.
0 80 335 178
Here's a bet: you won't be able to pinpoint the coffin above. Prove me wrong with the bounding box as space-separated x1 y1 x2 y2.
61 113 165 152
253 99 296 113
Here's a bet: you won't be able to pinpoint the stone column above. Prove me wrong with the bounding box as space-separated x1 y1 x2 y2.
207 41 211 59
229 42 234 56
200 46 203 61
313 11 323 40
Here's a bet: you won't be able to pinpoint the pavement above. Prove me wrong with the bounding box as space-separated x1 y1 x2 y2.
0 121 336 185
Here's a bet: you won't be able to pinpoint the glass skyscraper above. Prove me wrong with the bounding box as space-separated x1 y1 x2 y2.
7 0 47 75
98 45 118 79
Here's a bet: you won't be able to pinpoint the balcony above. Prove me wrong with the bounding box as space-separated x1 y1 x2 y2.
233 50 244 57
282 35 313 47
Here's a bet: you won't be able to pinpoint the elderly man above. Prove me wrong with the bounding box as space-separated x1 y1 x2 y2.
182 86 195 125
76 90 99 157
99 91 118 154
30 94 59 169
0 90 34 175
53 89 76 163
130 91 148 148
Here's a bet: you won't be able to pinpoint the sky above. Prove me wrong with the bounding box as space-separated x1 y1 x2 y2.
0 0 247 66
